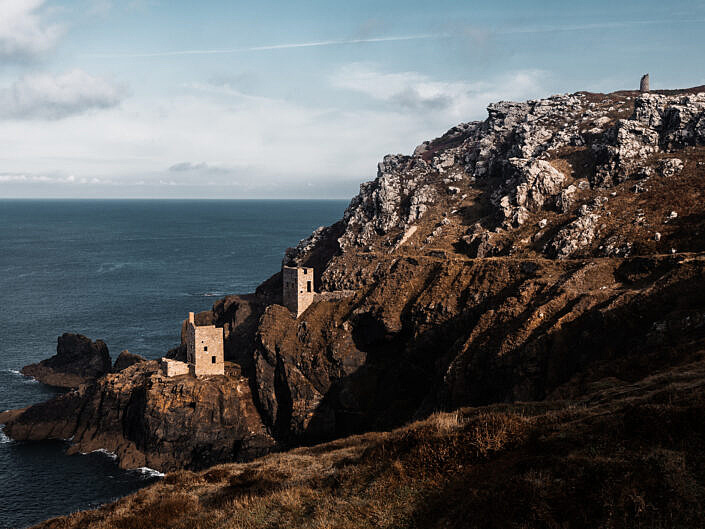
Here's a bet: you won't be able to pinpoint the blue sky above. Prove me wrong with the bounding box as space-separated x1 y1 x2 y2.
1 0 704 198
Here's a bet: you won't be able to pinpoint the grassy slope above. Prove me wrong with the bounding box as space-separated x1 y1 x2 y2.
38 353 705 529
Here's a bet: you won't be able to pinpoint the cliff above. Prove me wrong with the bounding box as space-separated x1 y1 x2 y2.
3 87 705 475
1 361 274 471
245 87 705 444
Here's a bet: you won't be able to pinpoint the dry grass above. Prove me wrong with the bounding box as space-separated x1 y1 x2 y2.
34 358 705 529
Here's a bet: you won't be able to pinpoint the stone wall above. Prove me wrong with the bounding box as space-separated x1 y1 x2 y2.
282 266 315 317
160 358 189 377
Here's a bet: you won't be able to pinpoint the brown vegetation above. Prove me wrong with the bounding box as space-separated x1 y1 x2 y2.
36 354 705 529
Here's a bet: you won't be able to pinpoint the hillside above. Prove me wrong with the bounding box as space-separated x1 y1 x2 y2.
33 356 705 528
3 86 705 526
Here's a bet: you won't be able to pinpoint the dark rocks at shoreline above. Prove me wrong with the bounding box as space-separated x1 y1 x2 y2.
21 333 112 388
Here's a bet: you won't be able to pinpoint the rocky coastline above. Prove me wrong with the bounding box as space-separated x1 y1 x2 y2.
3 86 705 477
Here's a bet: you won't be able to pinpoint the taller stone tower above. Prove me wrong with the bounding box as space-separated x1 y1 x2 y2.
282 266 315 317
640 73 650 93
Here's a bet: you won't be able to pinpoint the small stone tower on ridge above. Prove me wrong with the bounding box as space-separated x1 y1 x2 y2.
282 266 314 317
640 73 650 93
186 311 225 376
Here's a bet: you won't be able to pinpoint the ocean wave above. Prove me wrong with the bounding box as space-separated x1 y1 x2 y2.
93 448 119 460
133 467 165 478
191 291 227 297
0 429 12 444
2 368 38 384
80 448 119 460
97 262 130 274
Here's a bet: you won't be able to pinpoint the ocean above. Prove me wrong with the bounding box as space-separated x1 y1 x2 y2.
0 199 347 529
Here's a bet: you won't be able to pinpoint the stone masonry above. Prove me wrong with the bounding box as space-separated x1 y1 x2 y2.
186 312 225 376
160 357 190 377
640 73 650 92
161 312 225 377
283 266 315 317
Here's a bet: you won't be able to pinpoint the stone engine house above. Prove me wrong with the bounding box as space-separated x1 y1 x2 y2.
160 312 225 377
282 266 314 317
186 312 225 376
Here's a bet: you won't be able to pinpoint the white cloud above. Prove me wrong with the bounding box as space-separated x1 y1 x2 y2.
0 67 549 197
0 172 107 184
330 63 546 121
0 0 62 60
0 69 127 120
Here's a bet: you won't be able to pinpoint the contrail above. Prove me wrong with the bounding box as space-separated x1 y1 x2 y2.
87 34 439 58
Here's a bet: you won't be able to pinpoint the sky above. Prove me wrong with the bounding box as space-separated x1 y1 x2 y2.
0 0 704 199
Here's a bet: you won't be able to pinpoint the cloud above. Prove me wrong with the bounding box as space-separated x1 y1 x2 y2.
0 67 548 197
168 161 235 175
0 69 127 120
0 0 62 60
0 172 106 184
330 63 546 119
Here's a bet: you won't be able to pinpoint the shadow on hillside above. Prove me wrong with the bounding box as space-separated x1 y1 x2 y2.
293 257 705 447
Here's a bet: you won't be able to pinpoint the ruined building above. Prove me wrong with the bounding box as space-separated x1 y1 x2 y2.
640 73 650 92
160 312 225 377
282 266 314 317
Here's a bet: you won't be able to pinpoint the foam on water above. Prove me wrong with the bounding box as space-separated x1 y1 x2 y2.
133 467 165 479
90 448 118 461
3 368 38 384
0 429 12 444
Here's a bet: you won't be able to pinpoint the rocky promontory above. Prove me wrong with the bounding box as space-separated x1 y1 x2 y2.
20 333 112 388
1 361 274 471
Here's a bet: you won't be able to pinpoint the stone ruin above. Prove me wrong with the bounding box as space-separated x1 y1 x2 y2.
282 266 315 317
160 312 225 377
640 73 650 93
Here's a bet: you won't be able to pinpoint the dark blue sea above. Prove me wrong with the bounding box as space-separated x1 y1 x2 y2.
0 199 347 529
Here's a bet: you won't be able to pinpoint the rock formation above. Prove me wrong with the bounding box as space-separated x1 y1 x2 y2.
1 362 274 471
20 333 111 388
112 350 146 372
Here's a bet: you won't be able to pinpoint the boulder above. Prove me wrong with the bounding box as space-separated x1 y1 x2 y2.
112 350 146 372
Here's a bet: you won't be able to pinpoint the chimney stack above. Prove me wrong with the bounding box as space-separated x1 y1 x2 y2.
188 311 195 324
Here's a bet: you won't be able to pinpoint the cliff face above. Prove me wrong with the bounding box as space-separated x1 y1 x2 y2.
1 362 275 471
249 87 705 444
4 87 705 471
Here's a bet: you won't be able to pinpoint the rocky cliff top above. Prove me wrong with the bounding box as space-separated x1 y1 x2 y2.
285 88 705 291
